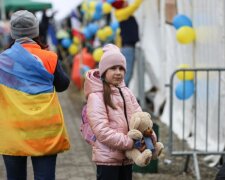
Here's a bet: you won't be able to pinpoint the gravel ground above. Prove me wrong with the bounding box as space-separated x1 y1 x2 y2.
69 84 220 180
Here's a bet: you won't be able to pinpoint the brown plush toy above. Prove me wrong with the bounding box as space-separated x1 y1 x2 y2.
125 112 164 167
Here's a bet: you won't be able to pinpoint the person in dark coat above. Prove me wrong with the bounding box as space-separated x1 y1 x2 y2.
113 0 143 87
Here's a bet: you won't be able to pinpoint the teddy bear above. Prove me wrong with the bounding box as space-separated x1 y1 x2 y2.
125 112 164 167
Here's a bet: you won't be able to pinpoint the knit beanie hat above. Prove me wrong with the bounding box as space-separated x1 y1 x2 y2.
99 44 126 77
10 10 39 39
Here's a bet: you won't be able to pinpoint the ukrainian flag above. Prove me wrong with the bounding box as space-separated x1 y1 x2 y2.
0 43 70 156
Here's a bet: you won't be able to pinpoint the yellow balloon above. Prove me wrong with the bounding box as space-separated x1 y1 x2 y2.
97 29 107 41
103 26 113 37
69 44 78 55
81 2 88 12
89 1 96 10
93 48 103 62
56 30 69 39
176 26 195 44
73 36 80 45
176 64 194 80
116 28 121 35
102 2 112 14
115 29 122 48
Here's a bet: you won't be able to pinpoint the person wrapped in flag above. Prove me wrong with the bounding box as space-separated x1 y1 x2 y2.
0 10 70 180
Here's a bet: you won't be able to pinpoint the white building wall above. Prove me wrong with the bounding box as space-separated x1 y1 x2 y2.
134 0 225 165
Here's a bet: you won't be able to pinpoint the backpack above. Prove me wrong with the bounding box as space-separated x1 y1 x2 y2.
80 103 96 145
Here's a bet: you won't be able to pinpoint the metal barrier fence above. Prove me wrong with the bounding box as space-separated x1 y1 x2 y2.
135 45 146 110
167 68 225 180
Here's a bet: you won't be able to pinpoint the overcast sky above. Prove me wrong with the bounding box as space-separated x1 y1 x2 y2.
33 0 82 20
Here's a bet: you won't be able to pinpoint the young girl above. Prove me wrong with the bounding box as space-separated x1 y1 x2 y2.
84 44 142 180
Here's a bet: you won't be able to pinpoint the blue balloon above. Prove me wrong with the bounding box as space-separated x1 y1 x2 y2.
88 23 99 35
175 80 195 100
107 0 116 3
83 28 92 39
173 14 193 29
93 12 102 21
61 38 72 48
96 2 102 12
80 65 90 77
110 21 119 31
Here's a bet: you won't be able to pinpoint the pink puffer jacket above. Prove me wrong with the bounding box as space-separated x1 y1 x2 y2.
84 69 142 165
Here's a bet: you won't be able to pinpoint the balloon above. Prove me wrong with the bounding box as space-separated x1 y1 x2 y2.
97 29 107 41
83 27 92 39
89 1 96 10
176 26 195 44
56 30 69 39
102 2 112 14
103 26 113 37
116 28 121 35
80 65 90 77
73 36 80 45
176 64 194 80
107 0 116 3
173 14 192 29
93 12 102 20
83 9 93 21
86 9 95 21
95 2 102 12
93 47 103 62
69 44 78 55
72 29 85 42
61 38 72 48
175 80 195 100
110 21 119 31
115 29 122 47
71 48 96 90
81 2 88 12
88 23 99 35
112 1 124 9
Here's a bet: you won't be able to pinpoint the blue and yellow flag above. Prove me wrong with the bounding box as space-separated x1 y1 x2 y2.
0 43 70 156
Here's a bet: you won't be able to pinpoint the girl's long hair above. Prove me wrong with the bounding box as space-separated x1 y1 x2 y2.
102 74 117 110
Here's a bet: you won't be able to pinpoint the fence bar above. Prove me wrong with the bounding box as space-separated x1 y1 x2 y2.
193 153 201 180
136 47 146 110
168 68 225 180
182 70 186 151
206 71 209 152
194 71 197 150
172 151 225 156
218 71 221 151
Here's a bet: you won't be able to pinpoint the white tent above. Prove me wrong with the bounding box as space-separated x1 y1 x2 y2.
132 0 225 166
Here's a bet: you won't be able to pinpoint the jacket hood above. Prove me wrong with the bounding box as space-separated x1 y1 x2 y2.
84 69 126 99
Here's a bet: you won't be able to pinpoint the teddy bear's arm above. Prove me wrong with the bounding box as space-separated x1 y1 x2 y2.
128 129 143 140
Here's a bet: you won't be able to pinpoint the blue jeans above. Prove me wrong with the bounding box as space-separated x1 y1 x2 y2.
121 46 135 86
3 154 57 180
